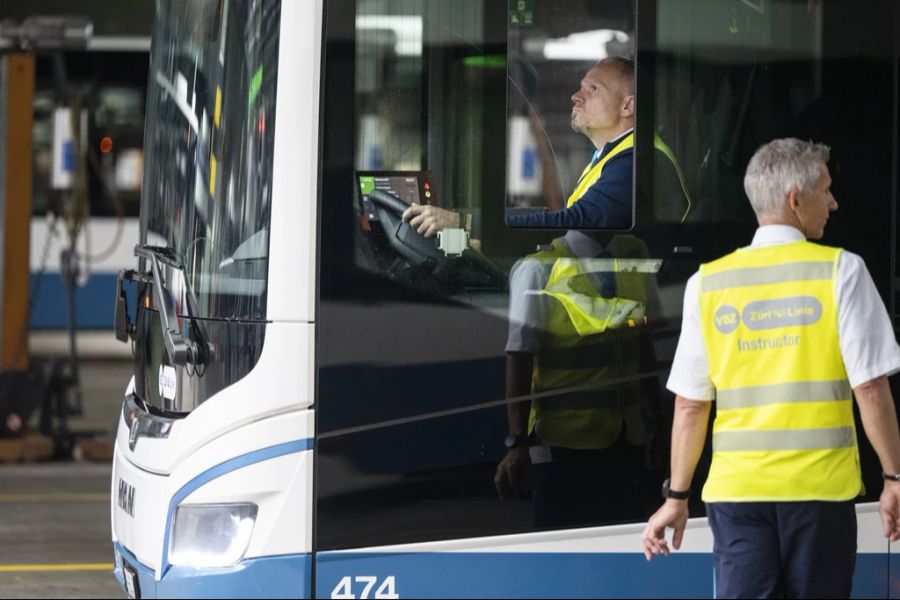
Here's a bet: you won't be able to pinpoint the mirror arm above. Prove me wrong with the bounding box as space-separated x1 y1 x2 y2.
135 245 188 366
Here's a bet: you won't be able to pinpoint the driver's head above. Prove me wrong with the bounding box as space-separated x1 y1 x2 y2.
570 57 635 146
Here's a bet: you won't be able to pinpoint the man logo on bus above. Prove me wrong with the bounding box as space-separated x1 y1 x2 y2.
714 304 740 334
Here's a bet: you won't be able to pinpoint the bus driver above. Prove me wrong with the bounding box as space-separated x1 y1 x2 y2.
402 57 638 233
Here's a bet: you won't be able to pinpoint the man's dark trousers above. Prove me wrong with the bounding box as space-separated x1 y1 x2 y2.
707 500 857 599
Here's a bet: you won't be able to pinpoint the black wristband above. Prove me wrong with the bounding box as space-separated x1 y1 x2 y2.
662 478 690 500
883 472 900 482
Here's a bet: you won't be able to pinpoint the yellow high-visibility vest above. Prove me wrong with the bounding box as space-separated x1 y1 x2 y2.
698 240 861 501
567 133 634 208
567 132 694 223
528 236 652 449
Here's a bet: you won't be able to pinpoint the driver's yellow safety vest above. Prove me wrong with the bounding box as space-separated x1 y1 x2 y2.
698 240 862 501
528 237 658 449
567 132 694 223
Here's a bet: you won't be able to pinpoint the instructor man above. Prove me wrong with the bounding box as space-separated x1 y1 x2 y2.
642 138 900 598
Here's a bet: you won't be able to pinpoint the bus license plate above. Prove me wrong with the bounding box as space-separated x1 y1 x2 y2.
124 562 141 599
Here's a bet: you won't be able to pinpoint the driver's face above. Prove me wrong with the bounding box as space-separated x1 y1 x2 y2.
570 63 630 138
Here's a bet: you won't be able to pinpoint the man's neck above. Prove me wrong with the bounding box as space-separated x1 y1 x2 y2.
592 123 633 150
757 215 808 239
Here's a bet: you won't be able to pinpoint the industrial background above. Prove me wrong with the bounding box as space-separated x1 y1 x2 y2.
0 2 153 597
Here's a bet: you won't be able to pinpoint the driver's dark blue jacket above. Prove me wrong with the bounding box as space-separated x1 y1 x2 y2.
505 141 632 229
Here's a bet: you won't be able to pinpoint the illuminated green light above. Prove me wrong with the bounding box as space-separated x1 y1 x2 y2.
248 66 264 107
462 54 506 69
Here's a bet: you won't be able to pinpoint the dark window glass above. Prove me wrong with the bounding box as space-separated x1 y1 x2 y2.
317 0 898 551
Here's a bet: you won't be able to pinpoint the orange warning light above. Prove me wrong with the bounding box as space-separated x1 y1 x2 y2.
100 136 113 154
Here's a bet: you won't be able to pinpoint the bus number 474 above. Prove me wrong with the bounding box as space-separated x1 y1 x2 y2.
330 575 399 599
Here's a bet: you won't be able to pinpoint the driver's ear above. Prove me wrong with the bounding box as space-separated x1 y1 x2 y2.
622 95 635 118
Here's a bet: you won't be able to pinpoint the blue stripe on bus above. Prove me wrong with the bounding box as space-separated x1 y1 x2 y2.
160 438 314 576
116 542 311 598
30 272 128 330
315 551 889 598
888 551 900 599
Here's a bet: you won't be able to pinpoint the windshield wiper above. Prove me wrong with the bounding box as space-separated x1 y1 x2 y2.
133 244 214 368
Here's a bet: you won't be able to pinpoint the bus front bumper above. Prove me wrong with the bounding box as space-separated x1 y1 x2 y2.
113 542 311 599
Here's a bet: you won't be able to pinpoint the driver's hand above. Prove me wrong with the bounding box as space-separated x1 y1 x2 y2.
402 203 460 238
494 447 530 499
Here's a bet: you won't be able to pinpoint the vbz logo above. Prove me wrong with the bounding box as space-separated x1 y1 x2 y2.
714 304 740 334
118 478 135 517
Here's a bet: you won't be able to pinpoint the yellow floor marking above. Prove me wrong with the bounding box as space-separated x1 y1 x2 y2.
0 564 113 572
0 493 107 502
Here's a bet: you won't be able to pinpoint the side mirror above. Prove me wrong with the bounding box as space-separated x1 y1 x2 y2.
115 269 134 343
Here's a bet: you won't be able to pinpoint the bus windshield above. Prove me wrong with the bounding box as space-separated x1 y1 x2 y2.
140 0 279 321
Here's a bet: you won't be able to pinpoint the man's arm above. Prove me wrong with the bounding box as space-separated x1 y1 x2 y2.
854 376 900 541
641 395 711 560
505 153 633 229
494 351 533 499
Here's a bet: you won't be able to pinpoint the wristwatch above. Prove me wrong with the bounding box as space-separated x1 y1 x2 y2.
504 432 529 449
661 478 690 500
883 472 900 482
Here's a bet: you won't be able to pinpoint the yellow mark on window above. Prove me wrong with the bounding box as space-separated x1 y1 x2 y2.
215 86 222 128
210 154 218 197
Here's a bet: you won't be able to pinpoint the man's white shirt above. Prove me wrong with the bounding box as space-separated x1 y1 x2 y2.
667 225 900 400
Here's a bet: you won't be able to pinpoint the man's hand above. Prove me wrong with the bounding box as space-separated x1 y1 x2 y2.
641 499 689 561
402 203 459 238
881 481 900 542
494 446 530 499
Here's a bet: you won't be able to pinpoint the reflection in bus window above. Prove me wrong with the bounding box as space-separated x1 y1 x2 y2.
320 0 675 550
501 230 666 528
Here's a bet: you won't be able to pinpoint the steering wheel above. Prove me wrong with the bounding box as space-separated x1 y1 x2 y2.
369 189 446 273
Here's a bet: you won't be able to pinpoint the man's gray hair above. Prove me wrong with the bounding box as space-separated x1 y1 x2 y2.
743 138 830 218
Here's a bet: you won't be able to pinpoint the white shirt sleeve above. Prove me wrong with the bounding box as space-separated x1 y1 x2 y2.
836 251 900 388
666 272 715 400
505 257 550 354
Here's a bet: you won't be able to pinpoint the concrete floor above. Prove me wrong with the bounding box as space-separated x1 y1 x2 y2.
0 463 122 598
0 335 132 598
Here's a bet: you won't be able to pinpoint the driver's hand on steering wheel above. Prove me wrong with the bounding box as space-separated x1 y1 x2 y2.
402 203 460 238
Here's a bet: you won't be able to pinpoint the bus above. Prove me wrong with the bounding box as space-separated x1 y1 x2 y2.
30 37 149 332
110 0 900 597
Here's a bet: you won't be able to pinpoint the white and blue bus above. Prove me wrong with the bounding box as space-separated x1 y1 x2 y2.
30 37 149 331
110 0 900 597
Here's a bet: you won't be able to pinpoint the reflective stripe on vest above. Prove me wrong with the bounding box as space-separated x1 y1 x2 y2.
698 240 861 502
716 380 851 410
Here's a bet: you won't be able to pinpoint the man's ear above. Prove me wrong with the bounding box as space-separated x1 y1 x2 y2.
786 187 801 214
622 95 635 118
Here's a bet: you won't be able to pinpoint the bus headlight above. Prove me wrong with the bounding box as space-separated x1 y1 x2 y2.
168 503 258 568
